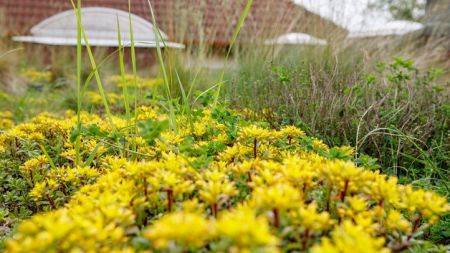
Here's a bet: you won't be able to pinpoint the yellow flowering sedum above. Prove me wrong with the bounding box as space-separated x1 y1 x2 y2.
311 221 390 253
215 206 279 252
279 125 305 144
109 74 164 88
0 104 448 253
288 203 334 232
251 183 302 211
20 67 53 83
144 211 212 249
197 169 238 215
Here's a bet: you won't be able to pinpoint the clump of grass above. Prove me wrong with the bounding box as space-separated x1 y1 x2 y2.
0 40 23 93
225 46 449 190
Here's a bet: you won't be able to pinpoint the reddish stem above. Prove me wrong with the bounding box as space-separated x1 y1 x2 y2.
166 188 174 212
211 202 218 218
288 136 292 145
302 229 310 251
247 171 252 183
325 186 332 212
143 178 149 201
392 215 422 252
340 180 349 202
60 184 69 197
302 182 308 193
272 208 280 228
45 193 56 209
407 215 422 240
29 170 34 187
253 138 258 158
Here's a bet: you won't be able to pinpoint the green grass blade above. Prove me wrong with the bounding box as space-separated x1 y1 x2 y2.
186 68 201 102
75 0 82 167
39 144 57 170
213 0 254 107
117 16 132 158
193 81 223 105
117 16 131 122
81 30 116 129
81 48 121 97
129 0 139 158
83 143 101 167
0 48 23 59
71 0 116 131
146 0 176 130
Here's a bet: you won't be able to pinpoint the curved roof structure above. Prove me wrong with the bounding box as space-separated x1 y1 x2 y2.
12 7 184 48
294 0 425 37
265 32 327 45
349 20 424 38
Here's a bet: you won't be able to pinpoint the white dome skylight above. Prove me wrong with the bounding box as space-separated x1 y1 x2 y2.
13 7 184 48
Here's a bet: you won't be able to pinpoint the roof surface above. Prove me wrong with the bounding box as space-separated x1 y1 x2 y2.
0 0 346 46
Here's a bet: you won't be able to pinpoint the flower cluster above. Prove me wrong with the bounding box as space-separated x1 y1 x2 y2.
109 74 164 88
1 106 448 253
20 67 53 83
0 111 14 130
85 91 122 107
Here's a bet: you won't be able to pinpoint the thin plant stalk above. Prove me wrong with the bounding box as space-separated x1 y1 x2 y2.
75 0 82 167
129 0 139 157
117 17 131 157
70 0 116 131
117 18 131 123
212 0 254 107
147 0 177 131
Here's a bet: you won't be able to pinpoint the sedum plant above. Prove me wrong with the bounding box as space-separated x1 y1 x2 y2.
0 104 448 252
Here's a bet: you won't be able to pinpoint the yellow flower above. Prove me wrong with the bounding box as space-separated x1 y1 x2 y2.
252 166 284 187
0 118 14 129
279 125 305 144
385 210 411 233
219 144 252 162
20 68 52 83
144 211 212 249
109 74 164 88
251 183 302 210
288 203 334 232
320 160 368 200
61 148 76 161
21 155 48 174
197 170 237 207
399 185 450 223
336 145 355 156
193 121 208 137
156 170 195 196
215 206 279 252
30 182 46 199
312 138 329 151
311 221 389 253
365 174 400 206
136 105 159 121
28 132 45 141
239 125 272 142
282 156 317 190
